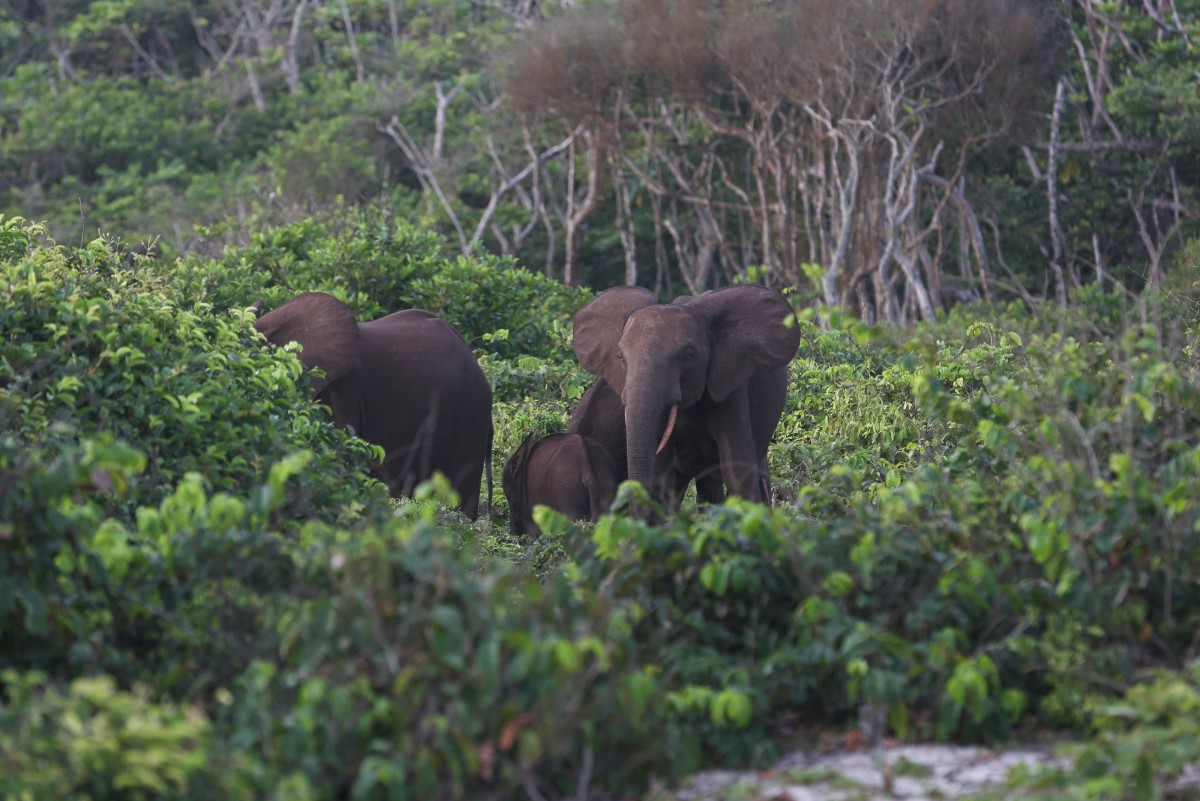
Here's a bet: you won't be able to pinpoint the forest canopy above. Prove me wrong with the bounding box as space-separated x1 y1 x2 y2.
1 0 1197 322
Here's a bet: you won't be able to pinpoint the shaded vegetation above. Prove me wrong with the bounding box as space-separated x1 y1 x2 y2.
3 215 1200 798
2 1 1197 314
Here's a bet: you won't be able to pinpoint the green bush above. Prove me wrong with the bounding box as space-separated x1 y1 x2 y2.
1 217 385 686
222 515 689 800
545 284 1200 765
0 670 250 801
0 218 383 518
5 209 1200 797
173 212 589 360
997 661 1200 801
563 489 1034 758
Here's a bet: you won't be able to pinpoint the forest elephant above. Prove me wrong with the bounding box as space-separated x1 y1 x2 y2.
571 285 800 511
568 377 727 511
502 432 619 537
254 292 493 518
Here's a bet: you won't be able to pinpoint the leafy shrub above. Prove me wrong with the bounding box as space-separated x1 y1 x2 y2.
1 218 385 686
0 670 250 801
772 309 970 499
5 207 1200 799
173 211 589 360
222 515 689 800
0 218 383 518
563 490 1035 759
997 661 1200 801
543 284 1200 764
0 218 693 799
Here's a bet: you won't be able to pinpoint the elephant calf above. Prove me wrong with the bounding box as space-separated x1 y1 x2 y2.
502 432 619 537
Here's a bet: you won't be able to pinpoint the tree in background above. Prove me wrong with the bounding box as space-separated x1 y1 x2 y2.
507 0 1057 319
0 0 1197 311
1041 0 1199 295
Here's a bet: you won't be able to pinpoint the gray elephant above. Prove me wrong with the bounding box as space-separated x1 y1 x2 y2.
568 377 726 511
255 292 492 518
502 432 619 537
571 284 799 509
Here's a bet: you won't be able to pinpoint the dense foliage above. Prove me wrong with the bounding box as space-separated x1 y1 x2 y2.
3 214 1200 798
2 1 1197 316
5 1 1200 798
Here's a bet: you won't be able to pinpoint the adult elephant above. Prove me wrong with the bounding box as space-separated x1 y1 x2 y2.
572 284 799 508
255 292 492 518
568 377 726 511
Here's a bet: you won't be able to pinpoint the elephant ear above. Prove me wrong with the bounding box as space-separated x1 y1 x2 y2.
681 285 801 403
254 292 362 396
572 286 658 394
504 433 537 483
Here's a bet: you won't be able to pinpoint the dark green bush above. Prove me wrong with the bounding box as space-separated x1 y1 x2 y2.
997 660 1200 801
173 212 589 360
1 217 385 686
761 284 1200 736
0 218 383 518
222 515 689 800
563 489 1034 757
5 210 1200 798
0 219 690 799
0 670 251 801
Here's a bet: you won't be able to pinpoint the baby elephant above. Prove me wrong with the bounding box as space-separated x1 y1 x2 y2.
503 433 620 537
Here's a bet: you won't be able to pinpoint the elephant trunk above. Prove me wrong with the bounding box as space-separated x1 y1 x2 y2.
623 382 669 496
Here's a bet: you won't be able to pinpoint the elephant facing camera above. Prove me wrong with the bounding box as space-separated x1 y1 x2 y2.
571 284 800 513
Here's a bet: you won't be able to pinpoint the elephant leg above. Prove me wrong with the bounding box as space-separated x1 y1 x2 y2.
684 430 724 505
749 367 787 504
695 467 726 505
649 440 689 513
708 385 763 501
747 367 789 459
757 470 772 505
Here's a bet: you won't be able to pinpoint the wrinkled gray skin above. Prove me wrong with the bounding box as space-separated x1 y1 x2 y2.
255 292 492 518
502 432 619 537
571 285 799 511
569 377 725 511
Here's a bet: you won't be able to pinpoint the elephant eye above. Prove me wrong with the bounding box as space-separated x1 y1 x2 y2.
680 348 695 362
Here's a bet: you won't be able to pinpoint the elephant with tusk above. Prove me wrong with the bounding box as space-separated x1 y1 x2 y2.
570 284 800 512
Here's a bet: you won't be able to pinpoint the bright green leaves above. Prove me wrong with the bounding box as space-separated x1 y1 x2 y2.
1 225 383 525
1002 661 1200 801
668 685 754 728
0 671 250 801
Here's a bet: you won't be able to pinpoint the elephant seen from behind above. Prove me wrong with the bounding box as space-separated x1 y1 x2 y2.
571 284 800 511
254 292 492 518
502 432 619 537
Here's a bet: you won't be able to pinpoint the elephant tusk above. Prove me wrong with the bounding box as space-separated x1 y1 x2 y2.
655 404 678 455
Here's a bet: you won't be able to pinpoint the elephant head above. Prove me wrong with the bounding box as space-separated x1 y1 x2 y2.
253 292 361 397
572 284 799 502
